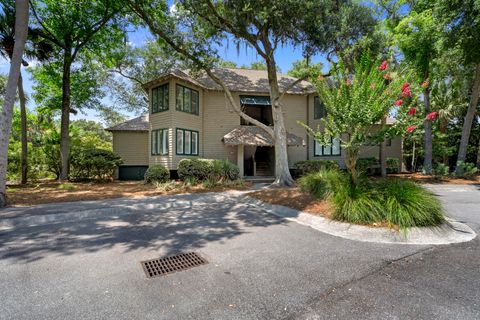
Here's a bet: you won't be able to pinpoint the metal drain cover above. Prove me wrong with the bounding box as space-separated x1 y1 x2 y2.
141 252 208 278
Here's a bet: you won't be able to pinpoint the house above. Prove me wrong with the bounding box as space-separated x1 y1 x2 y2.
107 68 402 180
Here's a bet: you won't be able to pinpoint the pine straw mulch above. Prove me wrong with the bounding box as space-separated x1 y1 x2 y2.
390 172 480 185
248 187 333 219
6 180 252 207
248 187 398 230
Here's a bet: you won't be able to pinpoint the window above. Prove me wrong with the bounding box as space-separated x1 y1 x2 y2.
151 129 169 155
314 96 327 119
176 85 199 115
314 137 341 156
151 84 169 113
176 128 199 155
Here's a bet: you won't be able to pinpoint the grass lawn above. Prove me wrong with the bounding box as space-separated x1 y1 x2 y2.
6 180 251 207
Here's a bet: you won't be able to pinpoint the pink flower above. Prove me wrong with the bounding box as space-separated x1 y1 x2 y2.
394 99 403 106
401 87 411 97
383 73 390 80
401 82 410 91
379 60 388 71
345 79 352 86
370 83 377 89
407 107 417 116
426 112 438 121
406 125 418 133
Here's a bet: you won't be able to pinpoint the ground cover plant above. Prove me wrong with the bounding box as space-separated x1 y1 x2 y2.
298 168 444 230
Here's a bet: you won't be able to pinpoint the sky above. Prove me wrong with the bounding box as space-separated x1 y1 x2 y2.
0 24 329 125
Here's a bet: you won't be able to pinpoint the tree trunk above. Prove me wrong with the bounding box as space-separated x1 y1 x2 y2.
440 118 448 165
0 0 29 207
379 115 387 177
411 140 416 172
456 64 480 172
18 72 27 184
423 87 433 174
264 43 294 187
345 147 359 185
59 50 72 181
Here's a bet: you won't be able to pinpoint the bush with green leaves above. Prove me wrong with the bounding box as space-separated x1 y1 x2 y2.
356 157 379 174
300 169 444 230
386 158 400 173
298 168 343 199
293 160 340 176
177 158 240 183
144 165 170 184
453 161 478 179
376 179 444 228
70 148 123 181
433 163 450 177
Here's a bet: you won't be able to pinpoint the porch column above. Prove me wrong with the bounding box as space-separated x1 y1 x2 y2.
237 144 244 177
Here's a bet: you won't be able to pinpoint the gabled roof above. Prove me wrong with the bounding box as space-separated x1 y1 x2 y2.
223 126 303 146
106 114 149 132
143 68 316 95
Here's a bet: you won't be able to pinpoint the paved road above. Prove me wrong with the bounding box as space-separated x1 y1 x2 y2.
0 185 478 319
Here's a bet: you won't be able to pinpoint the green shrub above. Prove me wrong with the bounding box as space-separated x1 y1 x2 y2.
177 158 240 183
386 158 400 173
356 157 379 174
331 179 384 225
376 179 444 228
293 160 340 176
144 165 170 184
453 161 478 179
70 148 123 181
298 169 343 199
300 169 444 230
433 163 450 177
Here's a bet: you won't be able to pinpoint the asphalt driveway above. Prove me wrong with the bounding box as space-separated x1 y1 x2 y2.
0 185 478 319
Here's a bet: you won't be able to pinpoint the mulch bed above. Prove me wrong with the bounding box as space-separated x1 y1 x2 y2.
6 180 252 207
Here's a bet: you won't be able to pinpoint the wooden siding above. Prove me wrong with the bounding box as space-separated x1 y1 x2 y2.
202 91 240 164
149 79 174 168
112 131 149 165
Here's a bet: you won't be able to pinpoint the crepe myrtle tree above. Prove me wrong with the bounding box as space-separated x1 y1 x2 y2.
300 54 427 184
127 0 374 187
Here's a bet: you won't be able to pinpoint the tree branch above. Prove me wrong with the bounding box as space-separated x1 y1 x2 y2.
29 1 63 47
128 2 274 137
203 0 267 59
278 75 309 102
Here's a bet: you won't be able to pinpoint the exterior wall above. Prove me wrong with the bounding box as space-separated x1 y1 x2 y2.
143 80 404 172
112 131 149 165
171 78 204 169
202 91 239 164
282 94 308 166
149 79 173 168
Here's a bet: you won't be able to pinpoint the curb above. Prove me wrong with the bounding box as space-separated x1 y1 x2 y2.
242 195 477 245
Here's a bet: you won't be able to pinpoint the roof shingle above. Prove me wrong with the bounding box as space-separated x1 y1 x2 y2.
106 114 149 131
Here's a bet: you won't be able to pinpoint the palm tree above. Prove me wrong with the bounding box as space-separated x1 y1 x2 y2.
431 80 468 165
0 0 29 207
0 0 52 184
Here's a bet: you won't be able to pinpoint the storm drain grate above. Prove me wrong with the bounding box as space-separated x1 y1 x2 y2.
141 252 208 278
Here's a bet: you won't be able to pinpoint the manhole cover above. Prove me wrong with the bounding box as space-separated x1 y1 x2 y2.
141 252 208 278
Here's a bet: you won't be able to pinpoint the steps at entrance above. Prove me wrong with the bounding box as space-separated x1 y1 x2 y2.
245 176 275 183
255 161 272 176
